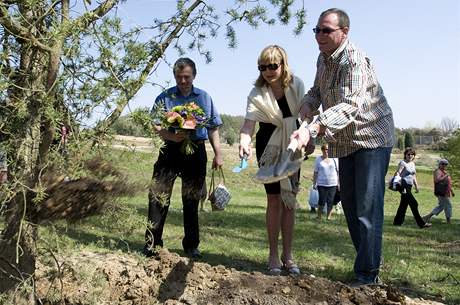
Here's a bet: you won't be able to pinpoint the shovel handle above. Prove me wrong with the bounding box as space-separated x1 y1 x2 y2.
287 121 309 152
287 138 298 152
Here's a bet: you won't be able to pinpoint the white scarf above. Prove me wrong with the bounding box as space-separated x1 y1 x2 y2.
245 76 305 208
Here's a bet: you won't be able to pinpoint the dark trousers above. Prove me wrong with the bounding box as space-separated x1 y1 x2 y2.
393 182 425 227
317 186 336 214
145 141 207 251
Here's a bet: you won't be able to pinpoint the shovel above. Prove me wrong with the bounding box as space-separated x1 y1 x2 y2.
232 154 248 173
255 138 301 184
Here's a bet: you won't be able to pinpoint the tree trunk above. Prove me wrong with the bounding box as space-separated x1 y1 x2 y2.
0 36 47 304
0 195 37 297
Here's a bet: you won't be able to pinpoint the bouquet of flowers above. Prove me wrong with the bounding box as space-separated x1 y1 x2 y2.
155 102 209 154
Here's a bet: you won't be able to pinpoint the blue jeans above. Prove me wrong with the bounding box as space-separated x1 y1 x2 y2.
339 147 392 283
431 196 452 219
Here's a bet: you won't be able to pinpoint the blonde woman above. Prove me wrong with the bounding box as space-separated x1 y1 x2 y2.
239 45 305 275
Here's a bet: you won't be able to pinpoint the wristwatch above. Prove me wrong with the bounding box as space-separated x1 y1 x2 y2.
306 124 318 138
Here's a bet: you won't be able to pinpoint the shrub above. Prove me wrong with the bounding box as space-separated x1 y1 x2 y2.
442 129 460 187
404 132 414 148
111 116 148 137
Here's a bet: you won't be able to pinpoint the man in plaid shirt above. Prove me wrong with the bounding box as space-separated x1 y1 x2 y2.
291 8 394 286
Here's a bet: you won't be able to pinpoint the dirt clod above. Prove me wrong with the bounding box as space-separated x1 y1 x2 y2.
35 249 444 305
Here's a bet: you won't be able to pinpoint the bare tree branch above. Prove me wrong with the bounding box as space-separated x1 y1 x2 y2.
94 0 205 136
61 0 119 37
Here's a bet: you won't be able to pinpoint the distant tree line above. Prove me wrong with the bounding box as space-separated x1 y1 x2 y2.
111 116 150 137
111 113 245 145
219 114 245 146
113 114 459 151
393 117 459 151
442 129 460 187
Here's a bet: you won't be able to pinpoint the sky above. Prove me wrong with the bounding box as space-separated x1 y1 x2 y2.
114 0 460 129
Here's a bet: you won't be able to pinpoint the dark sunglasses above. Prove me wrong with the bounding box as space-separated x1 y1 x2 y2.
313 27 342 34
258 63 281 72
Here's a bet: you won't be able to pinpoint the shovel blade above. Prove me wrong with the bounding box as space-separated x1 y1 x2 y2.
254 162 301 184
232 166 242 173
232 157 248 173
274 150 295 177
254 153 301 184
254 141 301 184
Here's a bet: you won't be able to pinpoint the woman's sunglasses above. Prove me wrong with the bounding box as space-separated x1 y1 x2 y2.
258 63 281 72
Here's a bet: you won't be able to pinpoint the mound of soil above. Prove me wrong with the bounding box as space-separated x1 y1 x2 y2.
35 249 443 305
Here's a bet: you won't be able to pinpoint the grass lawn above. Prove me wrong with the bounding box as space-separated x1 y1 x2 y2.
37 144 459 304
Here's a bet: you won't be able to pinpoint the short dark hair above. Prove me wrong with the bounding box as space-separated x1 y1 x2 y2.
403 147 416 157
439 159 449 166
173 57 196 76
319 8 350 28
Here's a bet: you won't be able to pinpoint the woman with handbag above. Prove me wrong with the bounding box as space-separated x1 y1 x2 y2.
312 143 339 220
392 147 431 228
239 45 305 275
423 159 455 224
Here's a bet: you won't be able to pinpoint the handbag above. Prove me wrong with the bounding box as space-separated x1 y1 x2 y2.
388 174 402 192
208 167 231 211
308 185 319 208
434 179 448 196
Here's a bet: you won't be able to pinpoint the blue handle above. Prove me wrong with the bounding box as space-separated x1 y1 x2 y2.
240 158 248 169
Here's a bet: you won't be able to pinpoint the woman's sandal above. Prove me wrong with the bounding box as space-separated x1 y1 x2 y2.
281 256 301 275
267 266 282 276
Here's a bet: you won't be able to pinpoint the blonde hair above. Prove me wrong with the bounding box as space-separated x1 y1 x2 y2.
255 45 293 89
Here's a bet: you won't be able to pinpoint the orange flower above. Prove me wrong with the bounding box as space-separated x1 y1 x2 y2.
181 116 197 129
187 102 200 111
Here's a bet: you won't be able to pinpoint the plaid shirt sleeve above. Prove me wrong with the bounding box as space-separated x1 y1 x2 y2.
316 62 367 135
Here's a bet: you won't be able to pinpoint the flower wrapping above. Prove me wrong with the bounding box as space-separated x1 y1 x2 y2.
153 102 209 154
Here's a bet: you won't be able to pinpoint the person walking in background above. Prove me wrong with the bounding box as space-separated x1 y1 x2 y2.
59 125 69 156
392 148 431 228
239 45 305 275
424 159 455 224
290 8 394 286
143 57 223 259
312 143 339 220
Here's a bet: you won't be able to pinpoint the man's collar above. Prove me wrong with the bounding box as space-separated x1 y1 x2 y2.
322 39 349 62
191 86 200 95
172 86 200 97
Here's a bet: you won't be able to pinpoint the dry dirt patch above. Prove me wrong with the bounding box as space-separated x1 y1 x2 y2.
36 249 443 305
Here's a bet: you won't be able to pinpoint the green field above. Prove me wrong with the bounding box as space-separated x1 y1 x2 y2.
37 144 459 304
